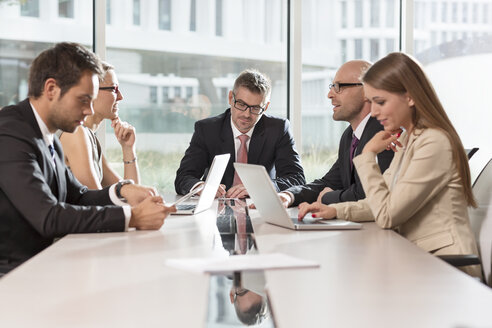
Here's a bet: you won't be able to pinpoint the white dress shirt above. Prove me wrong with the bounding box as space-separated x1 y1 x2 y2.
353 113 371 141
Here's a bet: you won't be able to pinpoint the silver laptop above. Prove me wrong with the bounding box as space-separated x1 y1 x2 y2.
172 153 230 215
234 163 362 230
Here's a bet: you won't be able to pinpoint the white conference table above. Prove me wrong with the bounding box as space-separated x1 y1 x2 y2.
0 200 491 327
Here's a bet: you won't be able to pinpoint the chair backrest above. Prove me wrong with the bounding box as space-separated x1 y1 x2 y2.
469 158 492 286
466 147 479 160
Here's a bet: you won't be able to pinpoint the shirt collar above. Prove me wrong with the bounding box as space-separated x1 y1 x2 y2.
230 116 255 139
30 101 54 147
353 113 371 140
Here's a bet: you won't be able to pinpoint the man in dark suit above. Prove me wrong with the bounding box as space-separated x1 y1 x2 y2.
280 60 394 207
0 42 174 275
175 69 305 199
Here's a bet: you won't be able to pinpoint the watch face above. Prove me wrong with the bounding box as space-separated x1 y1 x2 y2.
116 180 131 201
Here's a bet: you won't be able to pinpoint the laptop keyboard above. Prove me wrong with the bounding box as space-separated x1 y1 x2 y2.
176 204 196 211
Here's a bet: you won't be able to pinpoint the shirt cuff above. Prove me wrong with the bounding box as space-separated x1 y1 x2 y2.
279 191 294 207
121 206 132 231
109 183 132 231
190 181 205 193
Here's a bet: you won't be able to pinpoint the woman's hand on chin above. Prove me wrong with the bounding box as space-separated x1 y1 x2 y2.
112 118 136 149
363 129 403 154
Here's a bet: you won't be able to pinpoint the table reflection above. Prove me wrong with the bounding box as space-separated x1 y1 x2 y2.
206 199 275 327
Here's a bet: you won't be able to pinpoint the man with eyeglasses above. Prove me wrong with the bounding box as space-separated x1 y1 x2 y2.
279 60 394 207
175 69 305 198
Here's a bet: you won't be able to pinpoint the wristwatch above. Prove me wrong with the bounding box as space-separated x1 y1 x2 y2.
115 179 134 202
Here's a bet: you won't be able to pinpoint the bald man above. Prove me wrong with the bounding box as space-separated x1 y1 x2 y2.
280 60 394 207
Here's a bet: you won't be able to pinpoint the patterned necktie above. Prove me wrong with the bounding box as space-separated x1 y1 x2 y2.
48 144 56 165
349 135 359 172
233 134 250 186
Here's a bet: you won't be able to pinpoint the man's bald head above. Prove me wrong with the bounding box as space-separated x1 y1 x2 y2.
337 60 372 82
328 60 372 128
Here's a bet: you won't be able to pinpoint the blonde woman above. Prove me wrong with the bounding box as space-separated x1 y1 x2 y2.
59 62 139 189
299 53 481 278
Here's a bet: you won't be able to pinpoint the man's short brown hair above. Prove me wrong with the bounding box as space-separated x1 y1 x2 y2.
233 69 271 103
28 42 103 99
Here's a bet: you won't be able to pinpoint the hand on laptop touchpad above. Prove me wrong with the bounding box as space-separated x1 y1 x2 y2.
301 212 322 219
295 213 323 222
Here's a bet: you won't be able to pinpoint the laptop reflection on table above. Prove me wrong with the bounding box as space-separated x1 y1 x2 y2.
234 163 362 230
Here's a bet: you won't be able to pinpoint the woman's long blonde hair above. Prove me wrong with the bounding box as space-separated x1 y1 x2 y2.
362 52 476 207
100 61 115 82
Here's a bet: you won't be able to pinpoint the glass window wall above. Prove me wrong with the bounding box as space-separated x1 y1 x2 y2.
0 0 93 109
300 0 399 182
414 0 492 174
2 0 490 189
105 0 287 191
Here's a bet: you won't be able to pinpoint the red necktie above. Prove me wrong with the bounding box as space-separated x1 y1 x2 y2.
233 134 249 186
236 211 247 254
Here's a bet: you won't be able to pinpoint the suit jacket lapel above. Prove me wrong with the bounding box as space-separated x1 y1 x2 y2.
395 128 420 177
220 111 235 156
248 116 266 164
342 126 354 184
53 138 67 201
220 110 236 187
352 117 379 182
21 99 66 200
357 117 376 157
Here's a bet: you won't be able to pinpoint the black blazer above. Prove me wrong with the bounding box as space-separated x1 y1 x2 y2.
286 117 394 206
0 99 125 274
175 109 305 194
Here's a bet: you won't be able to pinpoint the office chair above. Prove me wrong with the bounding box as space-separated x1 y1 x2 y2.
438 158 492 286
466 147 479 159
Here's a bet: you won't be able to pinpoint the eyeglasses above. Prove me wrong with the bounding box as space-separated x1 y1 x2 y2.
232 92 265 115
329 82 363 93
99 85 119 94
233 287 249 302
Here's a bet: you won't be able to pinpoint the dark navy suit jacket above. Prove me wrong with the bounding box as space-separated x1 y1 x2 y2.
175 108 305 195
0 99 125 274
286 117 394 206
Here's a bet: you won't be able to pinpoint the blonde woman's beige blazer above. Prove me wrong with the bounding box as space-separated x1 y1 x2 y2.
331 128 481 278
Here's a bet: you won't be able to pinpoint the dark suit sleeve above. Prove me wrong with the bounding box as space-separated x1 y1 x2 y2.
320 177 364 205
271 119 305 191
174 121 210 195
375 148 394 176
287 157 344 206
0 136 125 239
64 166 114 206
286 129 347 206
321 149 394 205
288 118 394 206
